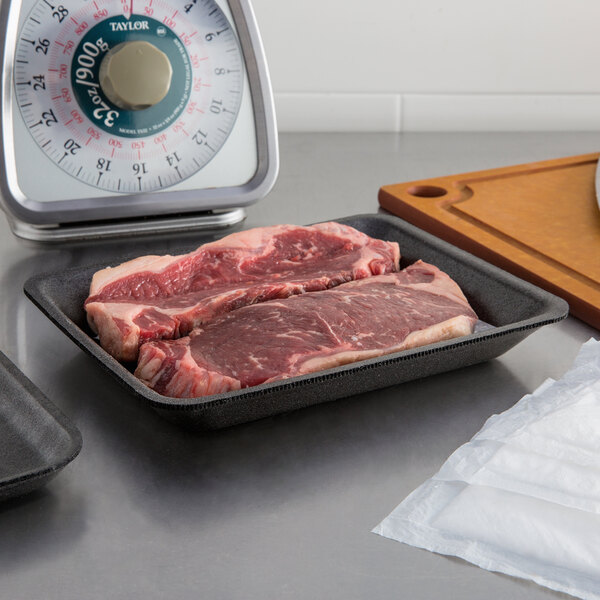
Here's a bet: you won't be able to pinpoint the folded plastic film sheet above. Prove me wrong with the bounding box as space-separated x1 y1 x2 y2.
373 338 600 600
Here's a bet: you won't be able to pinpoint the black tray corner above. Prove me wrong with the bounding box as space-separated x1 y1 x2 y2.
0 352 82 500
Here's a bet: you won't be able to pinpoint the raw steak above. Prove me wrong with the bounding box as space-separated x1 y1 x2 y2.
135 261 478 398
85 223 400 361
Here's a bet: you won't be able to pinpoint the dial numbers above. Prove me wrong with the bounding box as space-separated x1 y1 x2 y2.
14 0 244 194
71 16 192 137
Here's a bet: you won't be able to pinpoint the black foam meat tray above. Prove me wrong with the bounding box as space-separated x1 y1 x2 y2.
0 351 82 500
24 213 569 430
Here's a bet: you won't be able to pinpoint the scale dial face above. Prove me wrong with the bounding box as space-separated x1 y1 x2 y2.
13 0 244 194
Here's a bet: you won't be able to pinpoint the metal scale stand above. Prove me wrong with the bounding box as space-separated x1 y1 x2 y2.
0 0 278 241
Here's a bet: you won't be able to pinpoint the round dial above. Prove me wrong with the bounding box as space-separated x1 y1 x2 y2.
13 0 244 194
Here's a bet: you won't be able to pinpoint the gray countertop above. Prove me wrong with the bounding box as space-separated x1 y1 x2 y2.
0 132 598 600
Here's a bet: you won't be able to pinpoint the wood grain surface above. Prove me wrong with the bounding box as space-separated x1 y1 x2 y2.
379 153 600 329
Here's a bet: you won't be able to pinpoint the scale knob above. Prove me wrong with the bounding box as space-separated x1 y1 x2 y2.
99 41 173 111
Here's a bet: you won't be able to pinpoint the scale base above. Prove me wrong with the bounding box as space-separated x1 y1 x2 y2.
7 208 247 243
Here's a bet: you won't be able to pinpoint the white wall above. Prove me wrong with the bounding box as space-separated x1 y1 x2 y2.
251 0 600 131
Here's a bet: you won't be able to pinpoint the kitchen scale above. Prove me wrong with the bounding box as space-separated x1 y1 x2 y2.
0 0 278 241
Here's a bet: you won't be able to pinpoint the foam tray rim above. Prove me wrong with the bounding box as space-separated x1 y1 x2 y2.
0 351 82 499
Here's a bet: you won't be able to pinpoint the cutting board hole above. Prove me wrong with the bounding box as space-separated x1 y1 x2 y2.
407 185 447 198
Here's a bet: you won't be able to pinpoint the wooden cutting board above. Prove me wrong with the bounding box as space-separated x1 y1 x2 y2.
379 153 600 330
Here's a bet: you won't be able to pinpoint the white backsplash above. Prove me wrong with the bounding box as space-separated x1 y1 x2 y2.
252 0 600 131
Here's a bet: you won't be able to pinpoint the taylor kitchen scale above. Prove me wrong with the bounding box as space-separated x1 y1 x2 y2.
0 0 278 241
